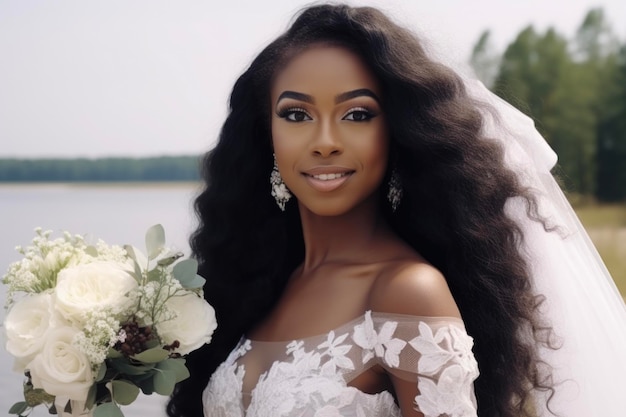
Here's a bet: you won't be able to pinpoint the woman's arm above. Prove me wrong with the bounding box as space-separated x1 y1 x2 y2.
369 263 477 417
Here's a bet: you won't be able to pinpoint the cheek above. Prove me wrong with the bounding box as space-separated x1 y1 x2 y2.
271 120 299 158
360 126 389 179
271 123 302 188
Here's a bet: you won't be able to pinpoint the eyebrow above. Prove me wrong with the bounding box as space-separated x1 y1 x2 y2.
275 88 380 105
276 91 314 104
335 89 380 104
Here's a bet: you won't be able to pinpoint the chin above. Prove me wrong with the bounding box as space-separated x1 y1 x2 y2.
297 195 377 218
299 201 352 217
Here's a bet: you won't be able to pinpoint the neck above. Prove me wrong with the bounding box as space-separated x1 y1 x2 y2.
297 196 387 272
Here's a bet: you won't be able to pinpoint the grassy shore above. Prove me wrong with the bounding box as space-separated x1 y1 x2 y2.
575 204 626 297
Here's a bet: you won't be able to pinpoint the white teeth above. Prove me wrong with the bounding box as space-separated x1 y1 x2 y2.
312 172 349 180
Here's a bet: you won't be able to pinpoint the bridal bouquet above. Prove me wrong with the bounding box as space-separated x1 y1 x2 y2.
2 225 217 417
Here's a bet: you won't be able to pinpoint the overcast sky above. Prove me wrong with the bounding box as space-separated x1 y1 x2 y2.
1 0 624 158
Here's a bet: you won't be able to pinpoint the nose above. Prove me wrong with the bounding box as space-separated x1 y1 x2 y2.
311 123 343 157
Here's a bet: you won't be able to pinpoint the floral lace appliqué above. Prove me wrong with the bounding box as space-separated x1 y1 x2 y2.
352 310 407 367
318 331 355 373
202 337 251 417
203 312 478 417
409 322 479 417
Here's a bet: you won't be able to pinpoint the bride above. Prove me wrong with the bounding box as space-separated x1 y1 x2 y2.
168 4 626 417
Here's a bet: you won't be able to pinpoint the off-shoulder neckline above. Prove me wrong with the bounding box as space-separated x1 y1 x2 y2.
245 310 465 344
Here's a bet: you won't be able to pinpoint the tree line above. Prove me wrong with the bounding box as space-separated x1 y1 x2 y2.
3 9 624 200
0 156 201 182
470 8 626 202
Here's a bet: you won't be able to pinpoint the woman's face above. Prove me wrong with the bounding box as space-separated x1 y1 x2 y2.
270 45 389 216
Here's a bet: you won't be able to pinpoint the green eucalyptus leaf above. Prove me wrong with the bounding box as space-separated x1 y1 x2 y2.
145 224 165 260
123 245 138 263
153 369 176 396
146 268 163 283
96 363 107 382
109 358 155 375
131 263 143 282
85 384 98 411
123 246 143 279
134 375 155 395
157 252 184 267
111 380 140 406
8 402 28 415
172 259 197 283
183 274 206 289
132 347 169 364
157 358 190 383
107 347 123 359
93 402 124 417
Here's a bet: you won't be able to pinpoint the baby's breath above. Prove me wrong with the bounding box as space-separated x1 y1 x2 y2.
3 229 88 305
135 265 187 326
3 225 214 417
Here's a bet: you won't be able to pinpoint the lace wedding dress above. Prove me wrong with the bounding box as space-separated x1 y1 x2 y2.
201 77 626 416
202 311 479 417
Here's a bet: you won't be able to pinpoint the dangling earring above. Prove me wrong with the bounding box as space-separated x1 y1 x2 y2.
270 154 292 211
387 168 402 212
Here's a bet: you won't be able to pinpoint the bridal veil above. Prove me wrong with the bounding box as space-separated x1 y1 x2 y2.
465 79 626 416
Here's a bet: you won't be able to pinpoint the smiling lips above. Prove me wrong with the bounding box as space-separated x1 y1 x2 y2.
303 168 354 192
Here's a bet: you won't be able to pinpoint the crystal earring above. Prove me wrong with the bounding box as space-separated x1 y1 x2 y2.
270 154 292 211
387 168 403 212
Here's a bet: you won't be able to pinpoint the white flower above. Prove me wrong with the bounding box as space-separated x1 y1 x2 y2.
54 261 138 325
286 340 305 357
28 326 94 402
449 326 479 375
409 323 478 377
318 331 354 373
235 339 252 358
154 292 217 355
352 311 407 367
415 365 477 417
4 292 65 370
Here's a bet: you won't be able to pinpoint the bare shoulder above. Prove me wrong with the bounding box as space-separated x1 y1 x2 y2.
368 260 461 318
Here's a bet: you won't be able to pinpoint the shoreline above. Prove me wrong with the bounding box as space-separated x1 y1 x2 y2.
0 181 201 189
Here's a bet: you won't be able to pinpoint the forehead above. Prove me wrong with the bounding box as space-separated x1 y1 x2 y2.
271 46 381 99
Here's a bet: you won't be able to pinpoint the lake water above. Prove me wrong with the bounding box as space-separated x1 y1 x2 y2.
0 183 202 416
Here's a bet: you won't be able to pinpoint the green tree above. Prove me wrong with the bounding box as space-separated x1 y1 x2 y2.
573 8 619 62
572 9 625 201
493 26 598 194
492 26 539 115
596 46 626 201
469 30 500 88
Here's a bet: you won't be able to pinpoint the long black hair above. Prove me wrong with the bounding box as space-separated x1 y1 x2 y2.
168 4 555 417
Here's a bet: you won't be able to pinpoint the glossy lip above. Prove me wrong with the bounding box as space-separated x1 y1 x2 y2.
302 166 355 192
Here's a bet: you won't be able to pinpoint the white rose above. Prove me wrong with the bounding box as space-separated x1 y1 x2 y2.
155 293 217 355
28 326 94 402
54 261 137 324
4 292 65 371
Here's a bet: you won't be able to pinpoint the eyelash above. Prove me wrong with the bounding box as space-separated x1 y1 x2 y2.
342 107 376 122
276 106 377 122
276 107 311 122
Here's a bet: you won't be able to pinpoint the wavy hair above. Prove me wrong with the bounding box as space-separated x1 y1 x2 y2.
168 4 555 417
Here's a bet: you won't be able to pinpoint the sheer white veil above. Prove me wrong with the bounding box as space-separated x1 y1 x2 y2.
463 78 626 416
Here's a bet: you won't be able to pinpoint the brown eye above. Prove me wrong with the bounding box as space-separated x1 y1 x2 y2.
277 107 312 122
343 107 375 122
